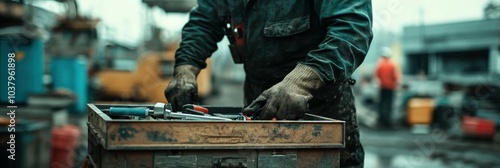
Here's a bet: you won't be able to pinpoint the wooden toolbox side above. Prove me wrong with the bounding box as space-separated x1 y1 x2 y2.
88 104 345 150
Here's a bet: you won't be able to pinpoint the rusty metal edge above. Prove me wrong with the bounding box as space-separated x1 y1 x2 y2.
90 104 345 123
304 113 335 121
102 121 344 150
106 120 343 123
342 121 345 148
88 104 112 121
103 143 345 150
88 104 111 148
87 122 107 150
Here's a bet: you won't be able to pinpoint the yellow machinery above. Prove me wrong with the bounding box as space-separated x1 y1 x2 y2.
96 43 212 103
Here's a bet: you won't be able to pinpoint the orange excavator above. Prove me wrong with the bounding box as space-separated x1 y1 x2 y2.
93 1 210 104
95 41 212 103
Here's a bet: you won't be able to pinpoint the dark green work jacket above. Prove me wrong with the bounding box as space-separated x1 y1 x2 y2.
175 0 373 86
174 1 373 166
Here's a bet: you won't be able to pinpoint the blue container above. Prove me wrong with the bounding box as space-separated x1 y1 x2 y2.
0 36 45 104
50 57 88 114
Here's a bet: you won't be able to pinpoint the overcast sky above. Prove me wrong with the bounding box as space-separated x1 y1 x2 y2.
372 0 492 33
34 0 494 46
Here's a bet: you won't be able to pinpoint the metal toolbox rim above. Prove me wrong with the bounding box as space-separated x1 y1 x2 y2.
88 104 345 150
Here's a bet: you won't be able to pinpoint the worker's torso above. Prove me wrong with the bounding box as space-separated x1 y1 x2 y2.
230 2 363 165
376 59 397 89
217 0 327 85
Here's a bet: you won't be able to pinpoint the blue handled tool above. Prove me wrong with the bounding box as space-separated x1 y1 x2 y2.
109 107 150 117
104 103 231 121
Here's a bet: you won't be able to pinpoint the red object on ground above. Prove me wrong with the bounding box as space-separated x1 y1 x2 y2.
462 116 496 138
51 124 80 168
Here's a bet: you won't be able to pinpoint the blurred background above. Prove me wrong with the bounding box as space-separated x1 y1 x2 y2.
0 0 499 167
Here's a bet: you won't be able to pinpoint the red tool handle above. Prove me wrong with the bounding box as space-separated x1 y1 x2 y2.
193 105 208 114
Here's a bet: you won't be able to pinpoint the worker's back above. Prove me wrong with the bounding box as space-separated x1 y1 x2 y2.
376 58 399 90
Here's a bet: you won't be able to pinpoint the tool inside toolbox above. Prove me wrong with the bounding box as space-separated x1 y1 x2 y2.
99 102 247 121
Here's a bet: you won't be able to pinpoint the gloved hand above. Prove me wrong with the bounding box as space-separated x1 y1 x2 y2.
164 65 200 112
242 63 325 120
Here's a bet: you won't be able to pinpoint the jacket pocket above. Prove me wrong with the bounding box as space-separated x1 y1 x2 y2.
263 15 310 37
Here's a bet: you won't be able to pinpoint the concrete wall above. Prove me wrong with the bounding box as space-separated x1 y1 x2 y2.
403 19 500 85
403 19 500 54
490 46 500 74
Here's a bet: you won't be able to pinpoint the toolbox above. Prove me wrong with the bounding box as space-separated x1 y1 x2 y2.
86 103 345 168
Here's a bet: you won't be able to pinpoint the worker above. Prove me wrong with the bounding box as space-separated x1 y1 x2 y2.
165 1 373 167
375 47 401 128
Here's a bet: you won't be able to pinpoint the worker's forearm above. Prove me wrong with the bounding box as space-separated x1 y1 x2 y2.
175 0 225 69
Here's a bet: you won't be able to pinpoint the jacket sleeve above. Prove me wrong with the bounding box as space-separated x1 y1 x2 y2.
304 0 373 84
174 0 225 69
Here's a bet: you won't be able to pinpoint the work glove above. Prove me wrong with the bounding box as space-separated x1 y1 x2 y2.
165 64 200 112
243 63 325 120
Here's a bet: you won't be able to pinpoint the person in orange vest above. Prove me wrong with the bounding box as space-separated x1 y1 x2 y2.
375 47 400 128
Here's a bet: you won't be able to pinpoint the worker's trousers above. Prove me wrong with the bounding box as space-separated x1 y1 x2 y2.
378 88 395 127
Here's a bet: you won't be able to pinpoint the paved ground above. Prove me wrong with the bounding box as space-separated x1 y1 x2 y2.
355 87 500 168
361 126 500 168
